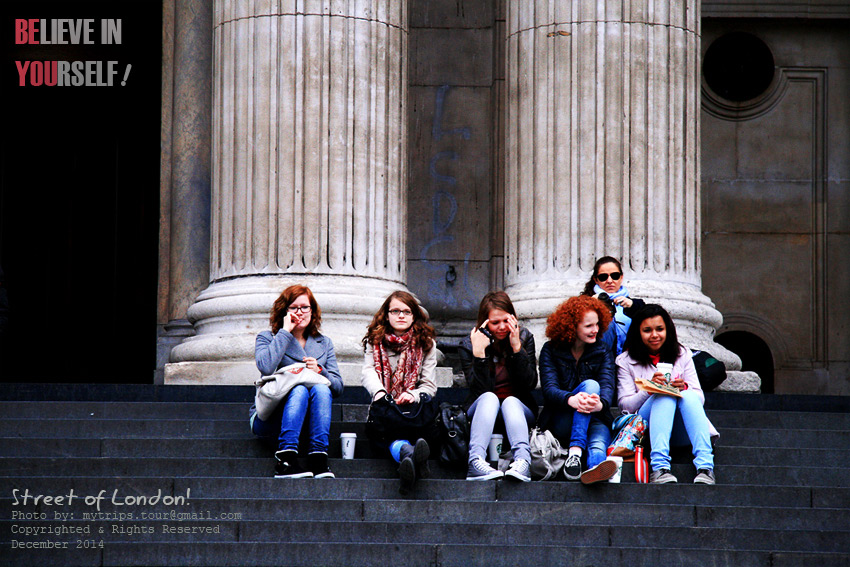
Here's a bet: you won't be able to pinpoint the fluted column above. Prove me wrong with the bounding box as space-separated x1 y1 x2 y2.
156 0 213 383
504 0 740 368
167 0 409 383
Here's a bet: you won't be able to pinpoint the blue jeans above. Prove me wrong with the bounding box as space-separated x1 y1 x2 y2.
638 389 714 471
545 380 612 469
251 384 332 453
467 392 535 463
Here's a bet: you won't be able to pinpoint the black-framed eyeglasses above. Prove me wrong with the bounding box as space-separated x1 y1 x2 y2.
288 306 311 313
388 309 413 317
596 272 622 282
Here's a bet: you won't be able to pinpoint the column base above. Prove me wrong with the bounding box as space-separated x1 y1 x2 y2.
167 274 409 382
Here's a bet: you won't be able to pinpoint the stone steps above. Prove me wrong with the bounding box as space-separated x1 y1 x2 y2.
0 384 848 566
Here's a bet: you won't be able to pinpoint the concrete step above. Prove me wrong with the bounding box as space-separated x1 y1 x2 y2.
5 400 850 431
4 418 847 450
1 456 848 487
5 476 848 509
2 518 848 551
4 437 847 469
2 541 849 567
4 495 849 531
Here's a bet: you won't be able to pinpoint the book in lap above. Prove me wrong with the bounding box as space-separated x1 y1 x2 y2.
635 378 683 398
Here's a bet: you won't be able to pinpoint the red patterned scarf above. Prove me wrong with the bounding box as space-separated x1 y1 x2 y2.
373 330 424 399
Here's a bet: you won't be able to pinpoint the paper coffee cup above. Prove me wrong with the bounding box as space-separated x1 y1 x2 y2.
656 362 674 384
488 434 503 461
340 433 357 459
607 456 623 483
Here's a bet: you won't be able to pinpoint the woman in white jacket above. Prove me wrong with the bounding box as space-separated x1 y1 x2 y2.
616 304 718 485
361 291 437 494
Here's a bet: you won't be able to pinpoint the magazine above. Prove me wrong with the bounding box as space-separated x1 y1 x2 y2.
635 378 683 398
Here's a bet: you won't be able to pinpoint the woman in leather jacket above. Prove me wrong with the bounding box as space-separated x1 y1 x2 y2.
538 295 618 484
458 292 538 482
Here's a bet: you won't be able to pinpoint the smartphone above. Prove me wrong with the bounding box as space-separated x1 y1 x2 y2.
479 325 494 342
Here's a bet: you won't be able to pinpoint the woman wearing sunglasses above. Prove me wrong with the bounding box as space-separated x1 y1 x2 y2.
458 291 538 482
581 256 645 356
616 304 718 484
251 284 343 479
362 291 438 494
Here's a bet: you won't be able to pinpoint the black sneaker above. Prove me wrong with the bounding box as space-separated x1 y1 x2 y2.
274 450 313 478
307 452 335 479
563 454 582 480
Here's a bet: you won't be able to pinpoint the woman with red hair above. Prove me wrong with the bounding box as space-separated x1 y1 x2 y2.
538 295 618 483
251 285 343 479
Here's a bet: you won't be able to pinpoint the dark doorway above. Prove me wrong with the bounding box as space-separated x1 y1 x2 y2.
715 331 775 393
0 2 162 382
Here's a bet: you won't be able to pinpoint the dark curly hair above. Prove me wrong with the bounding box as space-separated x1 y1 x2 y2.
269 284 322 336
363 291 436 351
622 304 681 365
545 295 612 345
581 256 624 296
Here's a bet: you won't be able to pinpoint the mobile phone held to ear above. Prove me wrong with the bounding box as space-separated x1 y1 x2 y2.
479 325 494 342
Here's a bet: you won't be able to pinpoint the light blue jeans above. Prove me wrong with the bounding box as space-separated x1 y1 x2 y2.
467 392 535 463
251 384 332 454
545 379 612 469
637 389 714 471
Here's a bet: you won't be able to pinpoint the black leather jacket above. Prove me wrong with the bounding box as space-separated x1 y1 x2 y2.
537 339 615 428
458 328 538 416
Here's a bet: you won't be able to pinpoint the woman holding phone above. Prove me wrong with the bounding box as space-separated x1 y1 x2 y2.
580 256 645 356
616 304 718 484
361 291 438 494
458 291 538 482
251 284 343 479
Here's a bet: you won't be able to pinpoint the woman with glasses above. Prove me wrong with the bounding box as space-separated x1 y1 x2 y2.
538 295 619 483
458 291 538 482
580 256 645 356
251 284 343 478
362 291 437 494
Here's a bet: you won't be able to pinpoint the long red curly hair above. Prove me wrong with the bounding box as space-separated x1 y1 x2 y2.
545 295 612 345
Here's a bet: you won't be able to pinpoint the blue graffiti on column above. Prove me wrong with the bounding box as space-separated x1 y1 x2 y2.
420 84 475 309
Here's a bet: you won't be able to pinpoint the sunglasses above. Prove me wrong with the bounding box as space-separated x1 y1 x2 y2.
596 272 622 282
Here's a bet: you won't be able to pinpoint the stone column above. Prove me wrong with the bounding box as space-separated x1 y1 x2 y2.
166 0 410 383
503 1 745 375
156 0 212 383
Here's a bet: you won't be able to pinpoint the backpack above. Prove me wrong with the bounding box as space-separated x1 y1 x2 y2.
528 427 569 481
437 403 470 468
692 350 727 391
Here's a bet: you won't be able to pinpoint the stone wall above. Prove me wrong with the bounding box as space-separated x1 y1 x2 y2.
701 19 850 394
407 0 502 342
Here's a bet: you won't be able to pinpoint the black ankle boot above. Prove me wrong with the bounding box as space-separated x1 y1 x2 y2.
412 439 430 479
307 452 335 479
398 456 416 495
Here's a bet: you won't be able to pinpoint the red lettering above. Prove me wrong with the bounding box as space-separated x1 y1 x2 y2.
30 61 43 86
44 61 57 86
28 18 39 44
15 61 29 86
14 19 28 44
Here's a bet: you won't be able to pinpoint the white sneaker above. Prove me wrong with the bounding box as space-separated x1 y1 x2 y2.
504 459 531 482
466 457 504 481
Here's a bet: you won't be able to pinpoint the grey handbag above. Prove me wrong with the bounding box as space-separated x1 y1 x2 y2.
528 427 569 481
254 363 330 420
